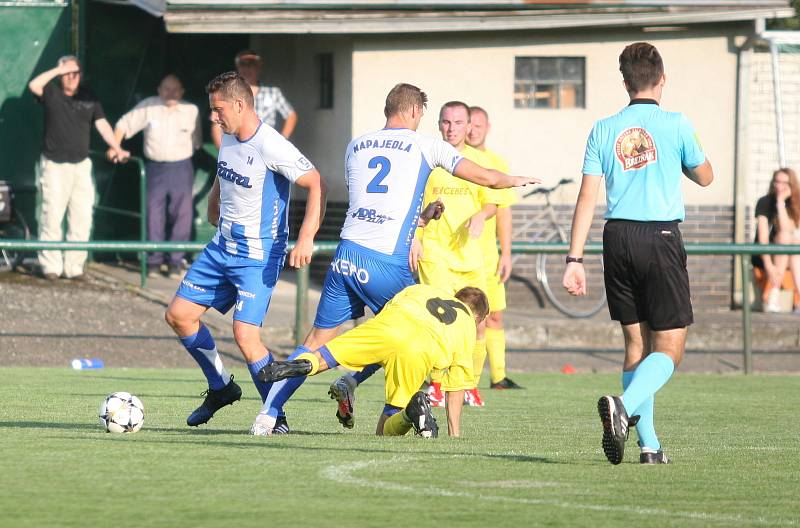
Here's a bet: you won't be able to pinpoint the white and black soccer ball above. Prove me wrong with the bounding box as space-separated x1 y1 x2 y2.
99 392 144 433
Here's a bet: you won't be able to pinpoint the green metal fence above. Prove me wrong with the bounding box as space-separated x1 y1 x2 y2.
2 239 799 373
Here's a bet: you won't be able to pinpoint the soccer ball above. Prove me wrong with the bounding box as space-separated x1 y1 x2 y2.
99 392 145 433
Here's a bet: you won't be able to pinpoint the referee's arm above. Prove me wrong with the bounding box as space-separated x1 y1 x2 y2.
563 174 602 296
682 159 714 187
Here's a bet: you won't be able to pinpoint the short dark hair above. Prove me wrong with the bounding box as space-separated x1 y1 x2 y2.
384 83 428 118
205 71 254 107
439 101 471 122
619 42 664 93
454 287 489 322
469 106 488 120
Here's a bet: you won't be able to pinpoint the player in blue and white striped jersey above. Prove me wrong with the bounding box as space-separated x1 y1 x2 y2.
164 72 327 432
253 83 538 435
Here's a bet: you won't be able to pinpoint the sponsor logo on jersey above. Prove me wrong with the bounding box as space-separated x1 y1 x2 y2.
615 127 657 171
430 186 471 196
350 207 394 224
216 161 253 188
331 258 370 284
352 138 413 153
295 156 314 172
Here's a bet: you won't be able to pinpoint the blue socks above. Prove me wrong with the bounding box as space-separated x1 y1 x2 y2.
352 363 381 385
247 353 274 402
180 324 229 390
260 345 310 418
622 370 660 451
621 352 674 415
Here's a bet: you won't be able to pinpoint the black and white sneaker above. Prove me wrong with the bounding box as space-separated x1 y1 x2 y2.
640 449 669 464
258 359 313 383
405 391 439 438
597 395 629 465
273 416 291 435
328 375 357 429
187 375 242 427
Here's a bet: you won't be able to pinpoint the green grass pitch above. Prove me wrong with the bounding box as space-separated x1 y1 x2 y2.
1 368 798 527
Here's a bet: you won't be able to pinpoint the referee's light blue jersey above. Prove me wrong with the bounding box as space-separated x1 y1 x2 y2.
582 100 706 222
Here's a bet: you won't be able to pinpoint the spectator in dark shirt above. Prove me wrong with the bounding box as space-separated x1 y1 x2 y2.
752 168 800 313
28 55 129 280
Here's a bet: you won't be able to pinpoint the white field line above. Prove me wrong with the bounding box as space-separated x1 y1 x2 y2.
320 457 798 527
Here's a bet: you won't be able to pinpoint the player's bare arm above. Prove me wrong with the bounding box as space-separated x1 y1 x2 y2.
207 178 221 227
289 169 327 268
408 237 423 272
466 203 497 239
453 158 540 189
563 174 602 296
682 159 714 187
445 390 464 437
496 207 513 283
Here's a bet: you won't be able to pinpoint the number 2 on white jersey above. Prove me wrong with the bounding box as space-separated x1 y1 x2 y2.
366 156 391 194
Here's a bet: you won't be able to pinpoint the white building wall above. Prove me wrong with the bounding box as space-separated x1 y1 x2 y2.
252 35 354 198
350 27 742 206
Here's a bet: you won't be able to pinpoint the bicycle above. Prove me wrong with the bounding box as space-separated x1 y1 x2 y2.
0 181 32 272
511 178 606 318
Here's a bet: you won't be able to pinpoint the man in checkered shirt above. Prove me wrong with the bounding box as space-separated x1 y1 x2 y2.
211 49 298 148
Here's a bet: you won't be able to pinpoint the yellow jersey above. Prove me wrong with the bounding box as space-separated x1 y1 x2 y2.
419 145 503 271
381 284 476 379
478 147 517 258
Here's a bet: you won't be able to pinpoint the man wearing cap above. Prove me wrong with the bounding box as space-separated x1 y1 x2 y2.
211 49 297 148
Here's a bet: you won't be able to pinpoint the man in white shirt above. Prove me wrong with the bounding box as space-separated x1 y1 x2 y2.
111 74 201 278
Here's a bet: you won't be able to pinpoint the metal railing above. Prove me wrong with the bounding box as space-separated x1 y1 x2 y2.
2 239 799 373
90 151 148 284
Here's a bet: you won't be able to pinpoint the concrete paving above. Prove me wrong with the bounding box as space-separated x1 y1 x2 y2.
87 261 800 374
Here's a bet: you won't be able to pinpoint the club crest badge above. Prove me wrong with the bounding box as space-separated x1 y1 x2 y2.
615 128 657 171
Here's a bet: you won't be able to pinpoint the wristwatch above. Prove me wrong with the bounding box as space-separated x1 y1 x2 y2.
565 256 584 264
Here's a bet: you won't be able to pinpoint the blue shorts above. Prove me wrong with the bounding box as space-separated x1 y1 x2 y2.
176 241 286 326
314 240 415 329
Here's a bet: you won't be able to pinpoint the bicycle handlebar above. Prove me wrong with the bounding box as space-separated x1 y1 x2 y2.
523 178 574 198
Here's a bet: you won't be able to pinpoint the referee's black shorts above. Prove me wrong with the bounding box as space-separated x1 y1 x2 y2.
603 219 693 330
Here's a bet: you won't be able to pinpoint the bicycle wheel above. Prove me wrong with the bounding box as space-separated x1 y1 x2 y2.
0 209 31 271
538 232 607 318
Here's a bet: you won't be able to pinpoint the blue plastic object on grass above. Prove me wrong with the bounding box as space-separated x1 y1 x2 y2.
71 358 104 370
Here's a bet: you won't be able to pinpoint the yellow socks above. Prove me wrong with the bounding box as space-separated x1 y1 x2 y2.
485 327 506 384
296 352 320 376
472 339 487 387
382 411 412 436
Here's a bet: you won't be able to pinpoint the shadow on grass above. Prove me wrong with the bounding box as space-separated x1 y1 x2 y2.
0 421 97 431
87 434 562 464
74 376 200 383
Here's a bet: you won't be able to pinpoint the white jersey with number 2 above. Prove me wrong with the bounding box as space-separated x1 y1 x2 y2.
339 128 463 258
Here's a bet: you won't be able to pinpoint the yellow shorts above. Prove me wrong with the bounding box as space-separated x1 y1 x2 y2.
483 257 507 313
326 312 432 409
418 262 487 297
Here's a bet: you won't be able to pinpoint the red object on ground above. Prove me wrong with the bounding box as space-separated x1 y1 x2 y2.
561 364 576 374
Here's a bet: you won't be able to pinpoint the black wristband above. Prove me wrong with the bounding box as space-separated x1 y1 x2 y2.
565 256 584 264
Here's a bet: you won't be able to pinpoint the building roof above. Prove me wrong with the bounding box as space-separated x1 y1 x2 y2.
122 1 795 33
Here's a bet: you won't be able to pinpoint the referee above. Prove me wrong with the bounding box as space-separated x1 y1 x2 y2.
562 42 714 465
